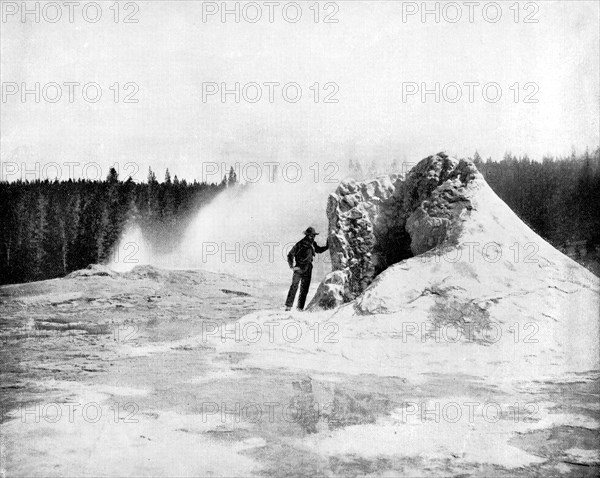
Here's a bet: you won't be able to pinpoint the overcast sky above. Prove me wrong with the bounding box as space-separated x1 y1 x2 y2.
1 0 599 182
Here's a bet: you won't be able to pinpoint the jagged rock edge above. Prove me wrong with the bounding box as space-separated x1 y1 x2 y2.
307 152 481 311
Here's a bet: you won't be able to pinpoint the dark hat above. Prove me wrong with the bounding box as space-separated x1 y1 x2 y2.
304 227 319 236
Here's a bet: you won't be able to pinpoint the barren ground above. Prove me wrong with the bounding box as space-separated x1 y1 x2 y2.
0 266 598 477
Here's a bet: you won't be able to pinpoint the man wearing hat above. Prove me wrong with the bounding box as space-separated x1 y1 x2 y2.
285 227 329 311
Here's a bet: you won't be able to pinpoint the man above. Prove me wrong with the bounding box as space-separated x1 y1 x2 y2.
285 227 329 311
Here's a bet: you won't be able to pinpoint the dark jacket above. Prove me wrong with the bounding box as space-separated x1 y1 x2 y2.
288 236 329 269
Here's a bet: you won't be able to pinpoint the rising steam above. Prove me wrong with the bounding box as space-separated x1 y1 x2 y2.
109 223 152 273
110 172 338 285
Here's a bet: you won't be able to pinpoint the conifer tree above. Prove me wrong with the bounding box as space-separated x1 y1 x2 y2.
228 166 237 186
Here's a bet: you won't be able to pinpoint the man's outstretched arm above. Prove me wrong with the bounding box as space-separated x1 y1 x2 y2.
315 238 329 253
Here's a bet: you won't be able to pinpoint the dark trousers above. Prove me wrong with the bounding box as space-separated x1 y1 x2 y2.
285 265 312 310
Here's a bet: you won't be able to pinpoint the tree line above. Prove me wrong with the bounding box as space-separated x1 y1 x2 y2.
0 167 239 285
1 150 598 285
472 148 600 256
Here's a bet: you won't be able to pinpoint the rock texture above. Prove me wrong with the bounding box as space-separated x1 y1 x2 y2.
301 149 599 372
68 264 116 278
308 153 481 309
222 151 599 475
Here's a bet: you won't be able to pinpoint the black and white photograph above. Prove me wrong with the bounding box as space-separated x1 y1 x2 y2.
1 1 599 476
